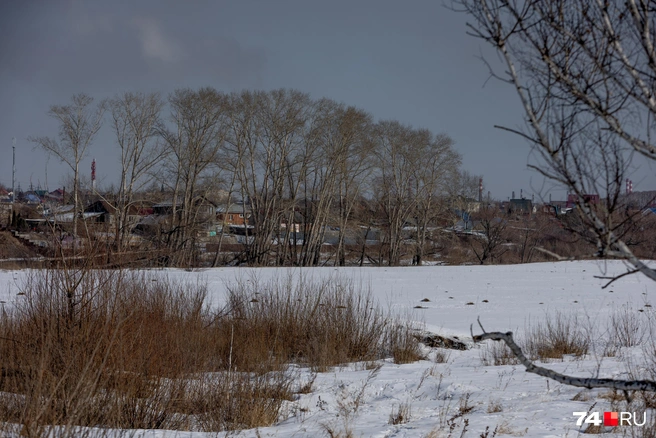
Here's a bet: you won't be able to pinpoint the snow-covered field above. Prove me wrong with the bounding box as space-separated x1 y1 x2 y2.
1 260 655 437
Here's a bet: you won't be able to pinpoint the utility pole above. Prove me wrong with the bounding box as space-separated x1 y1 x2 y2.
91 158 96 192
12 137 16 204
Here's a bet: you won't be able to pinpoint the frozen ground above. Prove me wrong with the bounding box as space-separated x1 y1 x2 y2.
1 260 655 437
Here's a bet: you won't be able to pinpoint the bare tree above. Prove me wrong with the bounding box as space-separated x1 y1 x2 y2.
468 204 508 264
109 92 164 253
329 105 375 266
224 89 312 266
456 0 656 390
513 213 549 264
456 0 656 281
30 94 106 241
410 132 460 265
159 88 227 266
373 121 419 266
373 123 460 266
446 170 482 230
295 99 374 267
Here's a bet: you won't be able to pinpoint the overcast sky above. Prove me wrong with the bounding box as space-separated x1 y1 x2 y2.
1 0 653 200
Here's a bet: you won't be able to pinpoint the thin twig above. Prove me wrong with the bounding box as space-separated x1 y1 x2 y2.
594 269 641 289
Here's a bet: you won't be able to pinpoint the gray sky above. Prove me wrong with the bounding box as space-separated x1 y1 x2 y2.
2 0 653 200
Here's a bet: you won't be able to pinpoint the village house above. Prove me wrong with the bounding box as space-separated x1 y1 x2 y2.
216 202 252 226
149 196 219 237
85 200 153 226
153 197 216 217
508 198 533 215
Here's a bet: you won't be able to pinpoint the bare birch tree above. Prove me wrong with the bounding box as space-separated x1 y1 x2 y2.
374 122 423 266
109 92 164 253
456 0 656 391
159 88 227 266
456 0 656 281
224 89 311 266
326 104 375 266
410 132 461 265
294 99 373 267
29 93 106 241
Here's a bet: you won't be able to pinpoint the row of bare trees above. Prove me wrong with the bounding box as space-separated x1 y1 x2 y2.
30 88 469 267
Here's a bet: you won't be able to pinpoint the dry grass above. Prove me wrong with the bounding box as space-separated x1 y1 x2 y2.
480 341 520 366
496 420 528 436
224 273 391 371
523 312 589 360
321 424 355 438
386 321 425 364
433 349 451 364
486 399 503 413
608 304 646 349
0 268 421 435
388 402 411 425
480 312 590 366
0 269 294 435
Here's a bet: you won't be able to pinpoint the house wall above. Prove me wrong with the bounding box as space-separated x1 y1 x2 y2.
0 204 12 227
217 212 248 226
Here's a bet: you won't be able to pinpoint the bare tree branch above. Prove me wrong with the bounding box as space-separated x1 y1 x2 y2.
472 318 656 392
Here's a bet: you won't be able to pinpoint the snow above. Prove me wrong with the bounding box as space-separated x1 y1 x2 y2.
1 260 655 437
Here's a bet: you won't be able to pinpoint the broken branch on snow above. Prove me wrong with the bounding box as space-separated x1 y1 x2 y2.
471 317 656 393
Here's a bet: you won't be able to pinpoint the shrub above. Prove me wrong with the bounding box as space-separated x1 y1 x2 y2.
608 304 646 349
523 312 589 360
222 272 390 371
386 321 425 364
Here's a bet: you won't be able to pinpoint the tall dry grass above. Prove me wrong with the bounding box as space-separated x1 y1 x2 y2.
0 269 292 435
222 273 392 371
523 312 590 360
0 269 419 435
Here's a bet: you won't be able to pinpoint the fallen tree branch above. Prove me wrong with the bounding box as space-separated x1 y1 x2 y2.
471 317 656 392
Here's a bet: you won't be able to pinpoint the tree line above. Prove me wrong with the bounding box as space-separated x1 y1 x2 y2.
30 89 476 267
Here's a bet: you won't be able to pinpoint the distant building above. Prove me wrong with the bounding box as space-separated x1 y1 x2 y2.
508 198 533 215
45 188 65 203
0 188 10 203
538 201 568 215
566 194 600 209
85 200 153 225
22 192 42 205
216 203 252 226
153 197 216 217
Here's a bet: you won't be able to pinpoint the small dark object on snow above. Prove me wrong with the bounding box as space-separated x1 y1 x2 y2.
466 302 475 305
416 332 468 350
482 299 489 303
421 298 430 302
